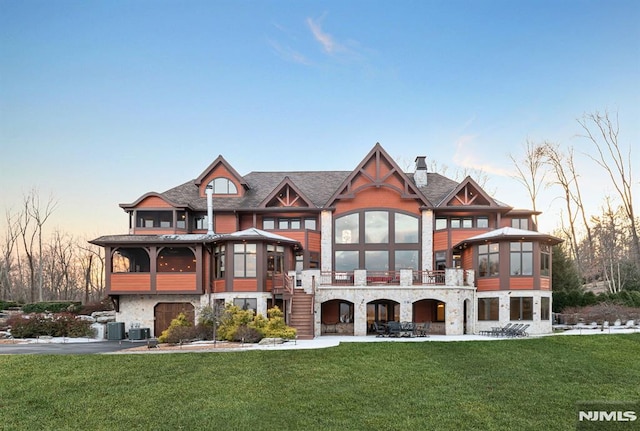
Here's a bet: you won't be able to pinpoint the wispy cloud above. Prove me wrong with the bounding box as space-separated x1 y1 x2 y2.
452 134 514 177
268 38 311 65
306 14 342 55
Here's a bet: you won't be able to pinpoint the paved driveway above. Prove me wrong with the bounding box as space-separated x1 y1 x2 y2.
0 340 147 355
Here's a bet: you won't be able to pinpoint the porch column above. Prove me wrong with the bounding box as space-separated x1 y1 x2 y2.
353 301 368 336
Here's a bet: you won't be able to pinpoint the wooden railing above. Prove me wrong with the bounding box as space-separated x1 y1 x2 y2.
366 271 400 285
271 273 294 296
319 271 354 286
413 270 446 286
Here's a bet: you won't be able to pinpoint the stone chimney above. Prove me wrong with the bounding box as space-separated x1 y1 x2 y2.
414 156 427 187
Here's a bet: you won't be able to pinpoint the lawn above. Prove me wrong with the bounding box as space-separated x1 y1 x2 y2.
1 334 639 431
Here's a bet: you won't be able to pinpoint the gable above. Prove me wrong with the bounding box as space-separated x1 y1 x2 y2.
194 155 248 198
260 177 313 208
120 193 184 210
440 176 498 208
326 143 430 208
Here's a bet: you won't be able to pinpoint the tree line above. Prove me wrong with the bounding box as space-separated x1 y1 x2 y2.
512 111 639 294
0 189 105 304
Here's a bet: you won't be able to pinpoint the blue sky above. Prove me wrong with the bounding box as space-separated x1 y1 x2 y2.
1 0 638 238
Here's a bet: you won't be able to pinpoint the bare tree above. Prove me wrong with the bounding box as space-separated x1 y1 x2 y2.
0 210 20 300
509 139 547 228
578 110 639 267
18 189 58 302
77 241 106 303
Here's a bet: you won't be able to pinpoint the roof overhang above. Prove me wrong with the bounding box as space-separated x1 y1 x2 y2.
453 227 563 249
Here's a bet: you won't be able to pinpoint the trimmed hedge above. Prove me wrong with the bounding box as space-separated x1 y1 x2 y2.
21 302 82 314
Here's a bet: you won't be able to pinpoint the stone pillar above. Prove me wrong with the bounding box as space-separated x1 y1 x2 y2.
354 269 367 286
422 209 433 272
321 210 333 273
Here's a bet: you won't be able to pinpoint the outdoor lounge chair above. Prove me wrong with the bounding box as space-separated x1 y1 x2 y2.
415 322 431 337
373 321 387 337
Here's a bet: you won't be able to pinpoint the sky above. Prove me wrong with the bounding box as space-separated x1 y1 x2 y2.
1 0 639 240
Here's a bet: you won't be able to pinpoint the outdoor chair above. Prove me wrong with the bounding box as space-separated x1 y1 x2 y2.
415 322 431 337
373 321 387 337
386 321 402 337
400 321 416 337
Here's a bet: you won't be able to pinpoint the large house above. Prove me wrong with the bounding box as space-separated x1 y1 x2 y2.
91 143 561 339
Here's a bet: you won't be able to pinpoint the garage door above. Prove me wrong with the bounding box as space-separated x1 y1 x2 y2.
154 302 195 337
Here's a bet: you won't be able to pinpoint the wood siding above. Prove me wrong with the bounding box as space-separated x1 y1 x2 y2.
215 213 237 234
110 273 151 293
540 278 551 290
476 278 500 291
156 273 198 292
136 196 172 208
232 279 259 291
509 277 536 290
335 187 420 215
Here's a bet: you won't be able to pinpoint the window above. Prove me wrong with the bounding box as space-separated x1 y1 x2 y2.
335 213 359 244
233 298 257 314
214 245 225 278
157 247 196 273
234 243 256 277
451 218 461 229
395 213 418 243
395 250 418 270
112 248 150 273
335 250 358 271
365 250 388 271
510 242 533 276
136 211 172 228
511 218 529 230
435 251 446 271
267 245 284 274
510 297 533 320
339 302 354 323
478 297 499 320
304 218 317 230
334 210 419 272
194 215 208 230
263 218 275 230
176 211 187 229
477 216 489 228
540 244 550 276
435 218 447 230
209 178 238 194
478 243 499 277
541 297 550 321
365 211 389 243
462 218 473 228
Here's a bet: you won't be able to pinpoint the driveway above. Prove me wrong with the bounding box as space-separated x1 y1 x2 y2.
0 340 147 355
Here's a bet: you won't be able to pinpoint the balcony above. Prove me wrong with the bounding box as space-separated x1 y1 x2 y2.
314 269 474 288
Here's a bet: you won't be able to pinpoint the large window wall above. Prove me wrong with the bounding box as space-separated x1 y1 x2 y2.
334 210 419 271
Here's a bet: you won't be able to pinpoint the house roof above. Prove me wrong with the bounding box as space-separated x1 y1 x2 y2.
91 229 302 248
119 143 521 215
453 227 563 249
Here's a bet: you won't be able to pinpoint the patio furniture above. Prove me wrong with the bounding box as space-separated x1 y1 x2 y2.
400 321 416 337
415 322 431 337
386 321 402 337
373 321 387 337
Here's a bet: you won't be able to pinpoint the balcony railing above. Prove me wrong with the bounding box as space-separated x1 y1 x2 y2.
317 269 461 287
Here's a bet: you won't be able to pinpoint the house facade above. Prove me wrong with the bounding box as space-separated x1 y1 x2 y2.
91 143 561 339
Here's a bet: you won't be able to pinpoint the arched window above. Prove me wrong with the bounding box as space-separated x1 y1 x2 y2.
209 178 238 194
157 247 196 273
112 248 150 273
334 210 420 271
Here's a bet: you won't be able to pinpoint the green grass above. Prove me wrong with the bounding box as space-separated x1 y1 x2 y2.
1 335 639 430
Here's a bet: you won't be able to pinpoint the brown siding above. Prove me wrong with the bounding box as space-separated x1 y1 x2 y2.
215 214 237 233
137 196 172 208
335 187 420 215
213 279 226 293
509 277 535 290
156 273 198 292
110 273 151 293
232 279 258 291
540 278 551 290
307 231 321 251
433 231 449 251
476 278 500 291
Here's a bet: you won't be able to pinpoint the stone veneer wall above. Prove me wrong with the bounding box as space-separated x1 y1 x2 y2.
475 290 553 335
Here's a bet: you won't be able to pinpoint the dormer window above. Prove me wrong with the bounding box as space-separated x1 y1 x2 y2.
209 178 237 194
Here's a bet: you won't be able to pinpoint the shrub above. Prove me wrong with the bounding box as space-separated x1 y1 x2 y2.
78 298 114 315
157 312 197 344
263 307 297 339
215 304 296 342
7 313 94 338
22 302 82 314
0 300 20 310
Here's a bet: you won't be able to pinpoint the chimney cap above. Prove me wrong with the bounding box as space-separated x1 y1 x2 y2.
415 156 427 170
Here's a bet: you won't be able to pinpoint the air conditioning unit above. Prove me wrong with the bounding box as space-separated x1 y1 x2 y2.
128 327 150 340
106 322 125 340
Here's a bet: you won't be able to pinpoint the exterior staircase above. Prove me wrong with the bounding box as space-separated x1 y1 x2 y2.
289 289 314 340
